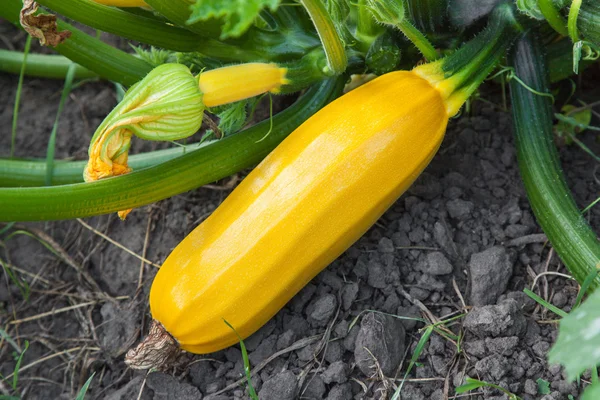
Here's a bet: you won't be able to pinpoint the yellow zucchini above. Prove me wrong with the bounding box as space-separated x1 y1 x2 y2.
128 70 448 362
124 2 521 369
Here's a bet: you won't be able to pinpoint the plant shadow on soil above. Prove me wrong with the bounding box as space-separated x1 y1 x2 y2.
1 22 600 400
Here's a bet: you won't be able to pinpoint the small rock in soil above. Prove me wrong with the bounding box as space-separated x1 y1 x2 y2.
354 312 405 377
464 339 487 358
308 293 337 326
341 282 359 310
367 260 388 289
524 379 537 395
245 319 276 351
105 376 145 400
276 329 296 351
446 199 474 220
485 336 519 356
464 299 527 337
249 334 277 365
326 383 353 400
378 237 395 253
302 375 326 399
98 302 139 358
146 372 201 400
189 362 215 393
258 371 298 400
322 361 348 384
425 251 453 275
475 354 511 380
468 246 513 306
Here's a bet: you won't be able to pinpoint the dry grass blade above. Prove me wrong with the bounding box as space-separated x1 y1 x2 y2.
3 346 100 381
10 224 101 292
76 219 161 268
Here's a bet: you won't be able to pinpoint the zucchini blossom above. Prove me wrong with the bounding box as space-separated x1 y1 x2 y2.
84 64 204 184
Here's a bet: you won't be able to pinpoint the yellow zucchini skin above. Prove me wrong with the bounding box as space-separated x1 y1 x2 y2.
149 71 448 354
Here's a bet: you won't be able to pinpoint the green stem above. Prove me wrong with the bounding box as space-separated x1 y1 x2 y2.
419 2 523 116
354 0 382 51
0 147 193 187
45 65 76 186
11 35 31 159
568 0 583 42
37 0 262 61
539 0 568 36
1 0 152 86
509 30 600 287
299 0 348 75
0 50 96 80
0 79 344 221
396 18 438 61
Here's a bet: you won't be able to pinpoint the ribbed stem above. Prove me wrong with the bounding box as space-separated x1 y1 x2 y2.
509 31 600 287
1 0 152 86
0 79 343 221
414 2 523 116
396 18 438 61
0 50 96 79
539 0 568 36
299 0 348 75
568 0 583 41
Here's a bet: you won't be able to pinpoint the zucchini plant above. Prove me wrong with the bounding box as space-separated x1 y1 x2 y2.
0 0 599 390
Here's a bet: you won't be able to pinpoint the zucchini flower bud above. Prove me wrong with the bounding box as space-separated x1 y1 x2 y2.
199 63 288 107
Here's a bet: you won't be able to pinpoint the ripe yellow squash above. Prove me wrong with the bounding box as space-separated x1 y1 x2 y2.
145 70 448 355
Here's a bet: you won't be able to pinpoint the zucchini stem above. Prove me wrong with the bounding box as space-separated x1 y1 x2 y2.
0 50 97 80
299 0 348 75
538 0 568 36
414 2 523 116
396 18 438 61
568 0 583 42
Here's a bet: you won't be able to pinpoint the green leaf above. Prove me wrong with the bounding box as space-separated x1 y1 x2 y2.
214 100 249 136
455 378 488 393
582 382 600 400
75 372 95 400
188 0 281 39
549 289 600 380
537 378 551 395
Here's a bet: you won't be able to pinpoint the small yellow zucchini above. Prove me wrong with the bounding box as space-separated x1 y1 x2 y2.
126 70 449 367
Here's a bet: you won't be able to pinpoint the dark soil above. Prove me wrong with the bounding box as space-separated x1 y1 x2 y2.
1 21 600 400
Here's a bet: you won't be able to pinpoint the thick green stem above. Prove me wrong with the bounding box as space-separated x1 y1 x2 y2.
36 0 259 61
396 18 438 61
0 50 96 79
0 147 197 187
299 0 348 75
568 0 583 41
0 79 344 221
509 31 600 287
1 0 152 86
38 0 202 51
539 0 568 36
415 2 523 116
